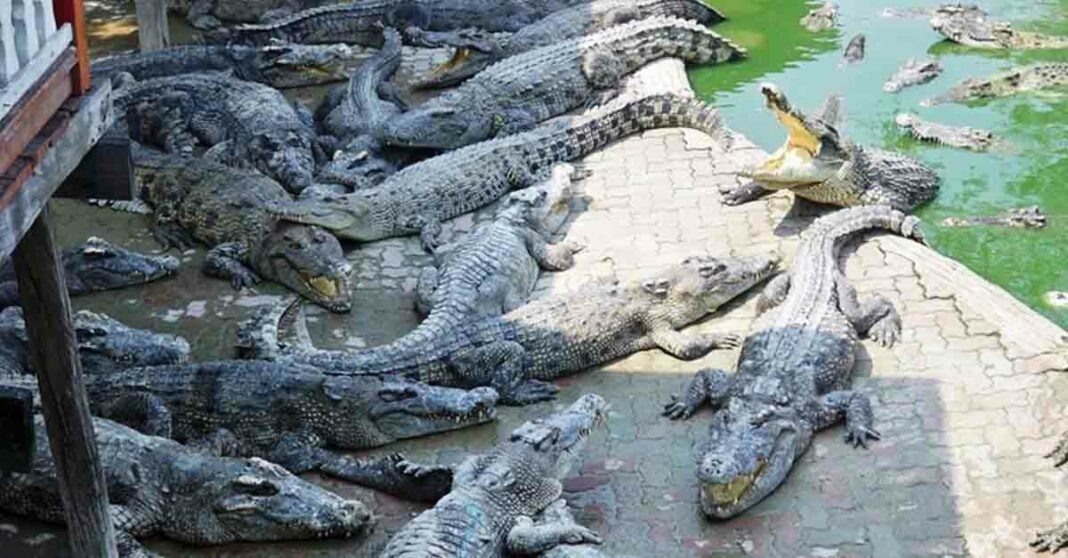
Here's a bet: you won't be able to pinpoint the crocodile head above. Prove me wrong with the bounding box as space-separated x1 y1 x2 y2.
741 84 850 187
261 224 353 313
61 237 179 295
413 48 495 90
266 193 381 242
249 131 316 194
362 382 498 444
257 44 367 88
883 59 942 93
0 307 190 372
164 455 371 544
382 95 492 150
929 4 1005 48
639 253 781 321
499 163 578 236
507 394 609 481
697 402 814 518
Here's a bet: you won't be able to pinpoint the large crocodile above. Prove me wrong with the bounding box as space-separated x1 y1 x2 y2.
925 63 1068 105
941 206 1046 229
0 237 178 309
1 361 497 501
662 206 924 518
413 0 727 89
382 17 745 150
894 113 996 151
91 43 369 89
0 307 190 376
266 93 733 247
0 415 371 557
726 83 940 212
175 0 327 29
316 27 406 189
238 251 778 405
210 0 586 47
114 72 318 193
930 4 1068 50
132 147 354 312
883 58 942 93
1030 432 1068 552
379 394 607 557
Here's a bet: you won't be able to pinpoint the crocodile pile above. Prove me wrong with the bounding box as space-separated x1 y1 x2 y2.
663 206 925 517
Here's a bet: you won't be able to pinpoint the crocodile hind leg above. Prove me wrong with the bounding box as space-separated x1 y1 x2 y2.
756 273 791 314
816 391 881 448
1032 520 1068 553
268 433 452 502
203 243 262 290
1045 430 1068 467
449 341 558 406
662 369 735 420
507 499 603 555
719 180 772 206
581 49 625 107
97 393 173 438
836 277 902 347
415 267 439 318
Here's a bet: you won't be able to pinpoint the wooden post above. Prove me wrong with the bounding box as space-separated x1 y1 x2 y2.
51 0 89 94
133 0 169 51
12 204 118 558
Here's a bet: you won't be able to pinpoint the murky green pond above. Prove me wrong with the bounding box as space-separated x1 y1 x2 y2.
690 0 1068 327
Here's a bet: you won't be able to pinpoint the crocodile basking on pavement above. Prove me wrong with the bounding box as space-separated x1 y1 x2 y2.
239 251 779 405
941 206 1046 229
91 43 369 89
132 147 354 312
413 0 727 89
0 307 190 377
662 205 925 518
379 394 607 557
725 83 940 212
925 63 1068 105
114 72 318 193
883 58 942 93
267 93 733 247
316 27 406 189
0 237 179 309
211 0 585 48
930 4 1068 50
0 415 371 557
1 361 498 502
894 113 996 151
383 16 745 150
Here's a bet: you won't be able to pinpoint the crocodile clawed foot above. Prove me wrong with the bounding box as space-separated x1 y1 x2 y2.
844 425 881 449
561 525 603 546
1031 521 1068 553
867 314 902 348
711 332 743 349
230 269 262 291
662 396 698 421
503 380 559 406
1043 431 1068 467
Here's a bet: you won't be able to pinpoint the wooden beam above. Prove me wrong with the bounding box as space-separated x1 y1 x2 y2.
0 24 72 122
0 81 112 260
0 47 76 175
134 0 170 52
13 204 118 557
51 0 89 94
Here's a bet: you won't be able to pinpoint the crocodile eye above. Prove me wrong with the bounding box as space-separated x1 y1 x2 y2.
379 386 418 402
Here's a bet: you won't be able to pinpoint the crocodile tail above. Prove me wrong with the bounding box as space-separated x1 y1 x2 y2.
804 206 926 248
644 0 728 25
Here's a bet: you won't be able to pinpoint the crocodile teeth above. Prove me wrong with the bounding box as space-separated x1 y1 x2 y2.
306 276 339 297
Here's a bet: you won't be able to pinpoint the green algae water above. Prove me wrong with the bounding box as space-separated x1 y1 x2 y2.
690 0 1068 328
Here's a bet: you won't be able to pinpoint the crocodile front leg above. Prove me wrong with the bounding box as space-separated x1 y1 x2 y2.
1032 520 1068 553
414 266 439 317
719 180 771 206
816 391 881 448
647 320 742 360
756 273 791 314
522 229 584 272
203 242 261 290
449 341 558 406
662 368 735 420
836 277 902 347
507 500 603 555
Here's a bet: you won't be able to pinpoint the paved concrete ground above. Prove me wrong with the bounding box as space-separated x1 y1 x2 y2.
2 60 1067 557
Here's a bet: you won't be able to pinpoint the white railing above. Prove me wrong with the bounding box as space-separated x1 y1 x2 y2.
0 0 68 120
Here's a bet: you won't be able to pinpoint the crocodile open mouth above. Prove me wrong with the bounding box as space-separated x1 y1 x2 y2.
433 47 473 75
702 459 766 507
302 273 340 298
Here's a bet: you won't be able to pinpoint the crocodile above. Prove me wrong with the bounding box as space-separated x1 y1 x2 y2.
727 83 940 212
114 72 318 193
90 43 369 89
238 251 778 405
894 113 996 151
0 360 498 502
534 501 635 558
800 2 838 32
930 4 1068 50
412 0 727 89
940 206 1046 229
379 394 607 557
177 0 328 29
925 63 1068 105
132 146 354 313
209 0 587 48
382 16 745 150
883 58 942 93
0 415 371 557
316 27 406 190
1030 432 1068 552
842 33 865 63
662 205 925 518
266 93 733 247
0 237 179 309
0 307 190 376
